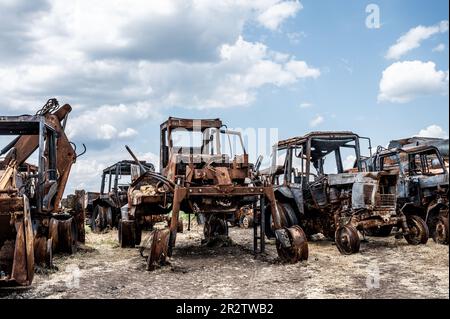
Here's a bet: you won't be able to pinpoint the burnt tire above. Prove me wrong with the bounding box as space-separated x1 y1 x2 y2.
146 229 170 271
335 225 360 255
56 218 78 254
276 225 309 263
119 220 137 248
366 225 393 237
240 215 253 229
433 217 448 245
264 202 289 239
282 203 298 226
91 205 105 232
203 215 228 240
405 215 429 245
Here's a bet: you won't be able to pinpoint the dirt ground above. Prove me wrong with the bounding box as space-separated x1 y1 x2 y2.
1 222 449 299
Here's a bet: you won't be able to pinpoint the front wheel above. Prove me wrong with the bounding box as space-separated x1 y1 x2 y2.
335 225 360 255
433 217 448 245
146 229 170 271
276 225 309 263
404 215 429 245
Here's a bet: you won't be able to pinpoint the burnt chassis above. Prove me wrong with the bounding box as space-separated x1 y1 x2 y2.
265 131 427 254
121 117 308 270
90 160 154 232
0 104 82 286
370 145 448 244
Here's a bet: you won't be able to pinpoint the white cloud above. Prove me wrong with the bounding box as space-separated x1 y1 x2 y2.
299 102 313 108
378 60 449 103
118 128 138 138
343 154 356 170
309 115 324 127
386 20 448 60
432 43 446 52
69 148 159 194
0 1 315 193
416 125 449 139
257 1 302 30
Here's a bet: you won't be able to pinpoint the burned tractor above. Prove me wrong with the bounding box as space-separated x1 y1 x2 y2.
90 160 154 232
263 131 428 254
120 117 308 269
0 99 84 286
368 145 448 244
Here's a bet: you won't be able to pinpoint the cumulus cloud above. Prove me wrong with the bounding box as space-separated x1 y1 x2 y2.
378 60 449 103
0 0 315 194
343 154 356 170
309 115 324 127
432 43 446 52
416 125 449 139
69 148 159 193
257 0 302 30
385 20 448 60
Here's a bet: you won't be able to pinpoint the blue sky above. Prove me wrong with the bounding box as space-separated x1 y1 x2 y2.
0 0 448 193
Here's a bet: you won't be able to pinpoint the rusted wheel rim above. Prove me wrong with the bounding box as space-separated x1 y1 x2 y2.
147 229 170 271
434 217 448 245
276 225 309 263
57 218 78 254
203 215 227 240
242 215 253 229
405 216 429 245
335 225 360 255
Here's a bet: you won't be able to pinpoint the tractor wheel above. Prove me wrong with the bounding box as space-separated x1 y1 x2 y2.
105 206 113 229
146 229 170 271
203 215 228 241
240 215 253 229
91 205 104 232
118 220 137 248
282 202 298 226
335 225 360 255
405 215 429 245
276 225 309 263
264 202 289 239
56 218 78 254
433 217 448 245
34 236 53 267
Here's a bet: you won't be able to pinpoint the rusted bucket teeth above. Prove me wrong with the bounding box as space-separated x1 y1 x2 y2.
0 196 34 287
276 225 309 263
144 229 170 271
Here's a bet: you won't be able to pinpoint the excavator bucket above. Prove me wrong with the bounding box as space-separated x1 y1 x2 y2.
0 196 34 287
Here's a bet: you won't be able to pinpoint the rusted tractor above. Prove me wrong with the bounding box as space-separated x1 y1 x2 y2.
262 131 427 254
0 99 84 286
368 144 448 244
89 160 154 232
120 117 308 269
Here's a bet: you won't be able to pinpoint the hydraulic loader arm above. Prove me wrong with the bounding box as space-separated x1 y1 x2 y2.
3 104 77 212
